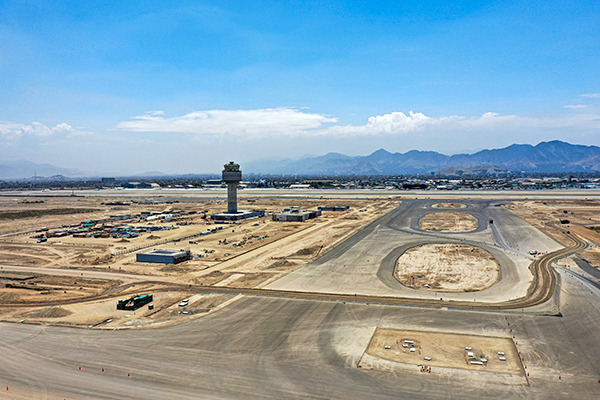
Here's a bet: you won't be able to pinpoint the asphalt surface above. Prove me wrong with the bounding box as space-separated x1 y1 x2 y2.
1 198 599 399
2 269 600 399
573 258 600 280
2 187 600 201
268 199 559 304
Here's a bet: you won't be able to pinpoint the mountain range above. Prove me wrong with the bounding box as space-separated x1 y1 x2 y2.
0 161 167 180
245 141 600 175
2 140 600 179
0 160 87 180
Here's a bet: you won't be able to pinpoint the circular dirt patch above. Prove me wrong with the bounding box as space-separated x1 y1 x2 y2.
394 243 500 292
431 203 467 209
419 212 478 232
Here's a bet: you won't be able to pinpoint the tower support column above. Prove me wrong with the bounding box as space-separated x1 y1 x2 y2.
227 182 238 213
222 161 242 214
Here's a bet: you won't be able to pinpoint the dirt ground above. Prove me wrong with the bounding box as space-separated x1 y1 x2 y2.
0 196 111 236
0 194 397 328
506 200 600 268
394 243 500 292
0 274 121 304
0 290 236 328
431 202 467 209
579 248 600 268
363 328 522 376
0 197 389 277
419 212 478 232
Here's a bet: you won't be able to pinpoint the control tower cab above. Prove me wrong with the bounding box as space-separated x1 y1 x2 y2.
223 162 242 214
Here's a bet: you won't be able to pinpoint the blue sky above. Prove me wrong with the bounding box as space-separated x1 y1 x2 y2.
1 0 599 174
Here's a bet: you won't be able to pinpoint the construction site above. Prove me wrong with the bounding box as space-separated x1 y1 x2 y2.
1 167 600 399
361 328 524 384
0 193 389 324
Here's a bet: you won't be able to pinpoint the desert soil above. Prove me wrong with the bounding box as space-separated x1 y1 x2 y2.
0 274 121 304
0 195 397 328
364 328 522 375
506 200 600 268
419 212 478 232
394 243 500 292
431 203 467 209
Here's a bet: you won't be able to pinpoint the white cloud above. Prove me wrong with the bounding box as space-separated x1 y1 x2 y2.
116 108 600 140
0 121 75 139
316 111 535 137
314 109 600 137
581 93 600 98
455 112 535 130
565 104 588 109
116 108 337 136
323 111 434 136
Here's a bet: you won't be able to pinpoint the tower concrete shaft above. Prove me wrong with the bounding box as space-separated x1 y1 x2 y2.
227 182 238 213
222 161 242 214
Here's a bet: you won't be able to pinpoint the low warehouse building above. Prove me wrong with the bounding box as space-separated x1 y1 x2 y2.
318 205 350 212
136 249 192 264
211 209 265 221
273 207 321 222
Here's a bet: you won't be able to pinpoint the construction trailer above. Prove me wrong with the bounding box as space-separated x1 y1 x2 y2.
117 294 153 311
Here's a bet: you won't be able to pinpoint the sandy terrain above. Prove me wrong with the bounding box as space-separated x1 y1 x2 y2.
419 212 478 232
0 195 396 328
395 243 500 292
431 202 467 209
363 328 522 376
568 225 600 246
0 196 114 235
0 197 384 277
579 248 600 268
1 290 236 328
507 200 600 268
0 274 121 304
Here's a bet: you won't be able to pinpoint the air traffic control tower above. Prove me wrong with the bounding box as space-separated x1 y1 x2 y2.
223 161 242 214
211 162 265 221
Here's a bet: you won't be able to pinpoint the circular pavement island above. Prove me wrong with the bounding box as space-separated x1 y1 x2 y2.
431 202 467 209
394 243 500 292
419 212 478 232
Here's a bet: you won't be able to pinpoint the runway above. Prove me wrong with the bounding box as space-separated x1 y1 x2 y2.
267 199 563 305
1 268 600 399
1 198 599 399
0 200 576 310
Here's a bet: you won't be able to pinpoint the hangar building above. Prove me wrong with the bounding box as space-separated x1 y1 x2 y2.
136 249 192 264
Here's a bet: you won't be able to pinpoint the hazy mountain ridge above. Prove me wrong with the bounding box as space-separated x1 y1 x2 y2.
0 160 87 180
3 141 600 179
245 141 600 175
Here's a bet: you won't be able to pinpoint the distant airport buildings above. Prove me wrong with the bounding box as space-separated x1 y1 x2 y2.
101 177 116 186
